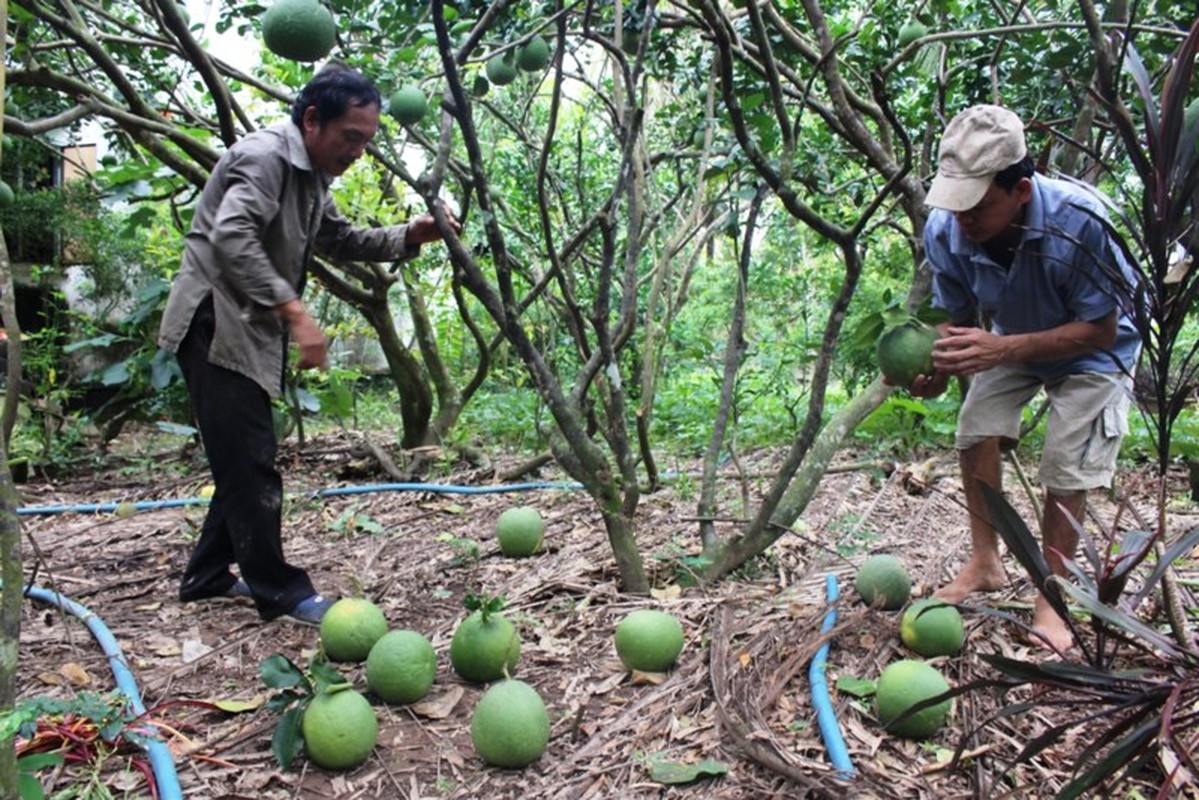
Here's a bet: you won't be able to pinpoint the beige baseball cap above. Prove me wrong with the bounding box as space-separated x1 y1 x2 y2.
926 104 1027 212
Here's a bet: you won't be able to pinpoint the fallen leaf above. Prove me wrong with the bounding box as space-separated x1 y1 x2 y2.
60 662 91 687
649 757 729 785
835 675 876 698
630 669 667 686
738 651 752 668
213 695 266 713
651 584 682 600
411 685 464 719
181 638 213 664
36 671 64 686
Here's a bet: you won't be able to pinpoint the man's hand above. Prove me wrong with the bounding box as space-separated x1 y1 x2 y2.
882 369 950 398
405 210 463 246
276 298 328 370
932 326 1012 376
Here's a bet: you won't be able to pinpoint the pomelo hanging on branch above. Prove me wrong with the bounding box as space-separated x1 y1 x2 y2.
389 86 428 125
261 0 336 63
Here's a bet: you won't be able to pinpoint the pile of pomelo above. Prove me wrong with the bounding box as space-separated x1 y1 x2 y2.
853 554 964 739
290 503 688 774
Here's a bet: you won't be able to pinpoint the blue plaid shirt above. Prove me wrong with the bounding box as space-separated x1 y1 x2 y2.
924 174 1141 382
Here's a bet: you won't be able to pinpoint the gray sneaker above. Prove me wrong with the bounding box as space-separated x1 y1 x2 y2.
286 594 334 626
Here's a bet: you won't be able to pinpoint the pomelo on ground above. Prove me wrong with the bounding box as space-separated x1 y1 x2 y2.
450 610 522 683
877 320 939 388
301 685 378 770
614 609 685 672
366 629 437 704
261 0 336 63
485 52 518 86
855 554 911 610
875 659 952 739
320 597 389 662
470 679 550 768
496 506 546 557
516 34 550 71
389 86 428 125
900 598 965 657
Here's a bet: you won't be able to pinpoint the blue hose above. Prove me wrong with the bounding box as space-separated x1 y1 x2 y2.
808 573 855 778
19 584 183 800
18 480 585 516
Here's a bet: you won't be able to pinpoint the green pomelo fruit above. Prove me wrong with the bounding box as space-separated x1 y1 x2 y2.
366 629 437 704
261 0 336 63
485 53 518 86
877 321 939 387
470 679 550 768
450 611 522 683
301 686 378 770
614 609 685 672
875 659 952 739
516 34 550 71
897 21 929 47
496 506 546 557
855 554 911 610
389 86 428 125
900 598 965 657
320 597 389 663
0 180 13 207
472 74 491 98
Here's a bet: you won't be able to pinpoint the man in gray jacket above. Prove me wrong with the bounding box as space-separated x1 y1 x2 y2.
159 63 458 624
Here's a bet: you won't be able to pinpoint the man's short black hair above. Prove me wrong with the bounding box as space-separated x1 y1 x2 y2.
995 154 1036 191
290 62 381 127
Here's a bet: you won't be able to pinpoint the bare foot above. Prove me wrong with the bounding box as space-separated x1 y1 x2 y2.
933 557 1006 603
1030 596 1074 653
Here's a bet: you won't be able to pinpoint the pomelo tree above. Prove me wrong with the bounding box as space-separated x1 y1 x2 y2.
0 0 1191 601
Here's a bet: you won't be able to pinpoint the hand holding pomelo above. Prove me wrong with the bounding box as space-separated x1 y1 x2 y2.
878 321 939 388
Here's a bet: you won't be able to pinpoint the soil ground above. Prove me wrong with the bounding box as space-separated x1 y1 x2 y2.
12 428 1199 799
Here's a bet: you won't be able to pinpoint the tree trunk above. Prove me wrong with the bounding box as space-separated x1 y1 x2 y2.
705 378 894 579
0 443 18 800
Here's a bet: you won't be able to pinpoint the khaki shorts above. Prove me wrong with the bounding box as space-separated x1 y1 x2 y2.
956 366 1133 492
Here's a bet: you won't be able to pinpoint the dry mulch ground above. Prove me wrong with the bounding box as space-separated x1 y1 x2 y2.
12 429 1199 799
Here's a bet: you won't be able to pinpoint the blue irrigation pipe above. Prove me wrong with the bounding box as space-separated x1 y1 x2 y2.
19 584 184 800
808 573 855 778
17 480 585 516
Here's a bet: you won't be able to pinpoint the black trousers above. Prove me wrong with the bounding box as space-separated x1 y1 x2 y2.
174 296 315 619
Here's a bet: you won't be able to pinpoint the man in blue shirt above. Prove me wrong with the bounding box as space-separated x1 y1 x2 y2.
909 105 1140 652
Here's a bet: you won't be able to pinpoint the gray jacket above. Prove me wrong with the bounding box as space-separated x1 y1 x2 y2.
159 121 417 397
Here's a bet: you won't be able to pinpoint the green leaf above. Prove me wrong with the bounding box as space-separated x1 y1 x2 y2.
834 675 876 698
272 706 306 770
213 696 265 714
19 772 46 800
308 660 348 694
648 757 729 785
260 653 305 690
